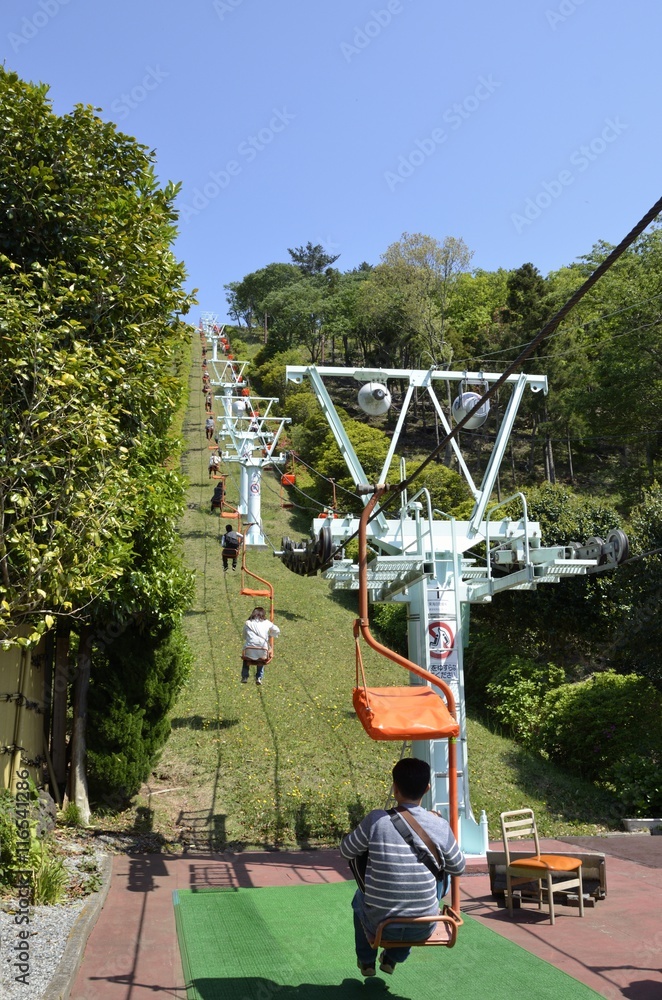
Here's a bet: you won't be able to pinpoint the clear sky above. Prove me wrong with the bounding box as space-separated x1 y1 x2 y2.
2 0 660 323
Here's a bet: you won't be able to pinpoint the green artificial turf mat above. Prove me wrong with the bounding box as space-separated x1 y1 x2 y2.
173 880 603 999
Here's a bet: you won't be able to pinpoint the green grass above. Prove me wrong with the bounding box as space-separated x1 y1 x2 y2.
128 335 622 848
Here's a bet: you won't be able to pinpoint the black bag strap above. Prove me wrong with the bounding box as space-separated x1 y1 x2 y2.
388 808 445 880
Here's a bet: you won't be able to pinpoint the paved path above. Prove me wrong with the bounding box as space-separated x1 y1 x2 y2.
70 837 662 999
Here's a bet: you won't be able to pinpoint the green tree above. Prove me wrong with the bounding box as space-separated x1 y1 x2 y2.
287 241 340 275
226 262 301 331
0 68 195 811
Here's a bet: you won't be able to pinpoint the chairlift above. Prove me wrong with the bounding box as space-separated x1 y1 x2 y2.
352 485 463 943
239 526 275 663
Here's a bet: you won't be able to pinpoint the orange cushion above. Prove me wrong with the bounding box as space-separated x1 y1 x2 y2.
353 686 459 741
509 855 582 872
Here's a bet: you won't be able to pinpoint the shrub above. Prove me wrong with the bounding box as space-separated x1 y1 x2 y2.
415 462 474 516
87 623 192 806
59 803 83 827
0 786 67 902
485 659 564 747
539 670 662 813
608 754 662 817
372 603 408 656
31 842 68 905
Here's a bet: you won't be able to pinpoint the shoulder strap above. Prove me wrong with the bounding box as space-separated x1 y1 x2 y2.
388 808 444 878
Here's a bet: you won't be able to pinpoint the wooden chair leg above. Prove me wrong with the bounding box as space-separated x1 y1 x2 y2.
577 868 584 918
546 874 555 925
506 873 514 916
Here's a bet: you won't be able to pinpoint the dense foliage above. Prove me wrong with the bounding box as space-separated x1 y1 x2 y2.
0 69 195 806
87 624 192 805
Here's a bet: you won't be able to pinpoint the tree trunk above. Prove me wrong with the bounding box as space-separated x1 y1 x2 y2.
566 426 575 483
545 434 556 483
543 405 556 483
527 416 538 474
51 621 70 793
69 627 92 825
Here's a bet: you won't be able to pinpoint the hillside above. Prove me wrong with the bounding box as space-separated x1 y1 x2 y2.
116 337 622 848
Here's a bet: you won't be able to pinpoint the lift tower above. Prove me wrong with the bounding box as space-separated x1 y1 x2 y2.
282 365 628 855
207 354 290 548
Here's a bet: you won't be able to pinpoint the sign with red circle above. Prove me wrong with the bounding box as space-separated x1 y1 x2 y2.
428 621 454 661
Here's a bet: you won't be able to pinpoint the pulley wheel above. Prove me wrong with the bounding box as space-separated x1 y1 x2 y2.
318 523 333 565
607 528 630 564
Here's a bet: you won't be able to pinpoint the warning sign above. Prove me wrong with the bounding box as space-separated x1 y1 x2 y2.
428 621 454 661
427 581 459 682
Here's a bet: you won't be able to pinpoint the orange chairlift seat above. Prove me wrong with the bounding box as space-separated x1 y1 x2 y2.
240 528 275 663
352 484 463 946
280 475 295 510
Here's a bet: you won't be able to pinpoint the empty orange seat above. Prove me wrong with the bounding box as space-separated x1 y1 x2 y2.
509 855 582 872
353 686 460 741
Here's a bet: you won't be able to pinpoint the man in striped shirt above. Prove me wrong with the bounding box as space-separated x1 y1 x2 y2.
340 757 465 977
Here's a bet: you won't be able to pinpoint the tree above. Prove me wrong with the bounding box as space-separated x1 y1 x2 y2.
287 242 340 276
378 232 473 364
0 68 195 812
0 68 194 644
225 262 301 331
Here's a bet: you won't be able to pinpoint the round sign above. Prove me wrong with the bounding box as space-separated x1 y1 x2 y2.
428 621 454 661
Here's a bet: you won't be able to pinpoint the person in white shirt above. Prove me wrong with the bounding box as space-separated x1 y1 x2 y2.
241 607 280 686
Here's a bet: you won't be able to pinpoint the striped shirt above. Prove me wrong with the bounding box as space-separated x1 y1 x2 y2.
340 805 465 933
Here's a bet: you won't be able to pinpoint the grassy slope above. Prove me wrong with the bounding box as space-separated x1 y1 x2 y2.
132 338 621 848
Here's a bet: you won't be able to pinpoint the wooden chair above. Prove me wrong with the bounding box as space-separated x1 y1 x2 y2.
500 808 584 925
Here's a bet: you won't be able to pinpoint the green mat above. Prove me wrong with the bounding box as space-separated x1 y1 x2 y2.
173 880 602 1000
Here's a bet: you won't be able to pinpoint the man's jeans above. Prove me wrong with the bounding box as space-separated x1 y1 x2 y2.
351 886 447 966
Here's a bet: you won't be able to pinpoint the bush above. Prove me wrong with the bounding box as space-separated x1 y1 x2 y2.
485 659 564 747
606 482 662 690
0 786 66 902
539 670 662 813
87 623 192 806
415 462 474 516
609 755 662 817
372 603 408 656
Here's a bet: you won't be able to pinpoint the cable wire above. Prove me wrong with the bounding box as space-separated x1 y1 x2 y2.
455 288 662 367
287 452 361 499
327 195 662 556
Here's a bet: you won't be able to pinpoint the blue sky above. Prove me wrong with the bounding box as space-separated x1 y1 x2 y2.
2 0 660 323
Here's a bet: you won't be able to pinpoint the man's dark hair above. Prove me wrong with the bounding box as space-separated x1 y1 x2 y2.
392 758 430 800
225 524 234 532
